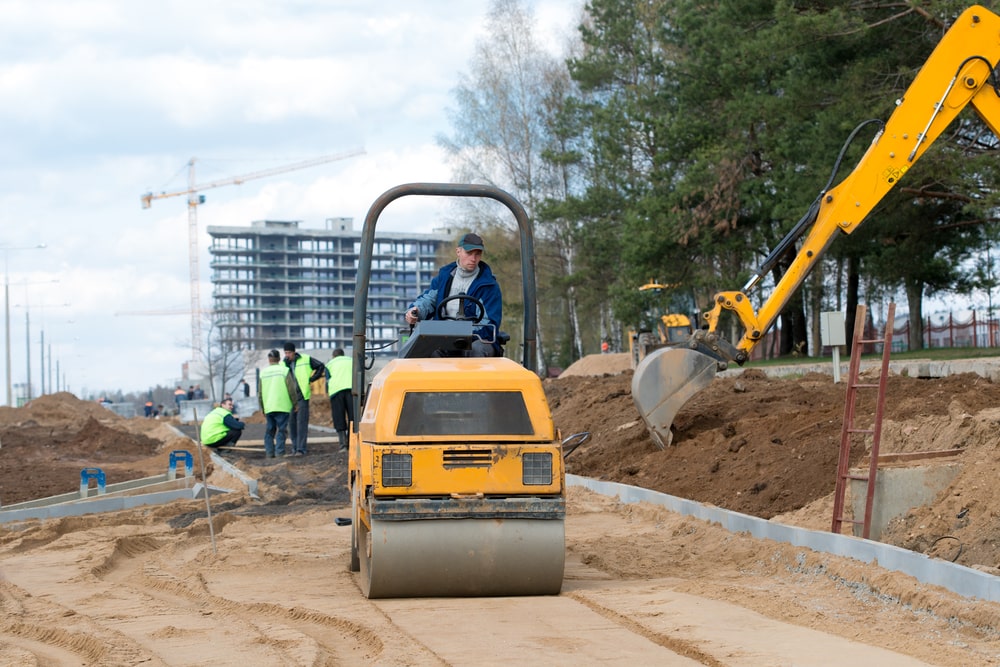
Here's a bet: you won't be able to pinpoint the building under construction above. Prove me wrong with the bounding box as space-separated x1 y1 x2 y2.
207 218 452 355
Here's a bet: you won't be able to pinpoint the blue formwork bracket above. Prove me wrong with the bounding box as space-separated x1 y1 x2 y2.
168 450 194 480
79 467 106 498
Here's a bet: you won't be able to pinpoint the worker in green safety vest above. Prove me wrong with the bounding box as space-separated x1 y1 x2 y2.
282 342 325 456
258 349 299 457
325 348 354 452
200 397 245 448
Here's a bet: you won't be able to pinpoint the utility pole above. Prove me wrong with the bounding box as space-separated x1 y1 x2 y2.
2 244 46 406
24 310 30 401
14 295 66 400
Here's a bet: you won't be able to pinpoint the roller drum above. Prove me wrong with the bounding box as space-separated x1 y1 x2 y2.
360 517 565 598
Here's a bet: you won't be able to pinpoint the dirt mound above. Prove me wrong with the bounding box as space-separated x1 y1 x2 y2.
0 396 169 505
4 359 1000 571
60 416 163 459
560 352 631 377
0 392 123 429
549 362 1000 570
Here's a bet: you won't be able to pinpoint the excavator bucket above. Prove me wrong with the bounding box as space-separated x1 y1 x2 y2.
631 346 719 449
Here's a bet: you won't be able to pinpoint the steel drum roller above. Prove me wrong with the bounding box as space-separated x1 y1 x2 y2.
360 517 565 598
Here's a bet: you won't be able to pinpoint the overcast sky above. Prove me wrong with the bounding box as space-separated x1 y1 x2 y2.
0 0 581 400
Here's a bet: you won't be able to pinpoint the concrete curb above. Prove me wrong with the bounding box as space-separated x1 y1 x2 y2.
208 450 259 500
568 474 1000 603
0 483 233 523
165 423 261 501
721 356 1000 381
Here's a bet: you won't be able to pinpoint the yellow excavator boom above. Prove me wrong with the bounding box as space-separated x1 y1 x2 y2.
634 5 1000 448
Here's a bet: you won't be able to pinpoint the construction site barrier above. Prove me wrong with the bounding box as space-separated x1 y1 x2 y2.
167 450 193 480
79 468 106 498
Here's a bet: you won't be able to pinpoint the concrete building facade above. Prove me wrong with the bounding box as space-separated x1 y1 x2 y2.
207 217 452 355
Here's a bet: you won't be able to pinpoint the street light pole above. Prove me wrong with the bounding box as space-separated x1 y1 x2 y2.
4 277 9 405
2 244 47 406
40 328 44 396
13 293 65 402
24 309 30 401
36 308 70 398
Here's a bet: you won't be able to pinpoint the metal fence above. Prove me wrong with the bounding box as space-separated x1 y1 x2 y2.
891 310 999 352
746 309 999 360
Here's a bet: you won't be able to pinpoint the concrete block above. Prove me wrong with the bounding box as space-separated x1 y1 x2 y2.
233 396 258 417
850 462 962 540
102 402 138 418
179 399 215 423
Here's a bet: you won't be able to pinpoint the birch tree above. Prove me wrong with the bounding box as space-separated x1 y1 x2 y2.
440 0 585 370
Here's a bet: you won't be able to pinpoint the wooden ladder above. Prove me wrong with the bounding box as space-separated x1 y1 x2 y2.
831 303 895 538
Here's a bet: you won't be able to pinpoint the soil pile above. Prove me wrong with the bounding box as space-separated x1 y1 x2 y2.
3 365 1000 572
0 393 175 505
549 358 1000 571
3 365 1000 666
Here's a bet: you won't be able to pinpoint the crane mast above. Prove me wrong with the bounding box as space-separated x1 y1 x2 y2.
187 160 200 358
141 149 364 360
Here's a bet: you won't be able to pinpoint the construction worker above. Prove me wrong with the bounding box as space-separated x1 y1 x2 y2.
258 349 298 458
404 232 503 357
325 348 354 452
173 386 186 411
199 397 245 449
283 342 325 456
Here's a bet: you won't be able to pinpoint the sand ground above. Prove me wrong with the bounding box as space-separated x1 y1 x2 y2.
1 356 999 665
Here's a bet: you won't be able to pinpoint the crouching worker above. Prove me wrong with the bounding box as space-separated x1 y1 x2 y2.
200 396 246 448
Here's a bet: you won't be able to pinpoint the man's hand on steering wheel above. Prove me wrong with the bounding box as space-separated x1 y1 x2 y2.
436 294 486 323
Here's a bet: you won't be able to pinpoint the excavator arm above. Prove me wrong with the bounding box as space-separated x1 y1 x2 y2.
711 5 1000 362
633 5 1000 448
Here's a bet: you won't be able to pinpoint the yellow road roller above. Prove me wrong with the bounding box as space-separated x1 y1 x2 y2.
348 183 567 598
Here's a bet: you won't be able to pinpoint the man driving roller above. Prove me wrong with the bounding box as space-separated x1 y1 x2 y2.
404 232 502 357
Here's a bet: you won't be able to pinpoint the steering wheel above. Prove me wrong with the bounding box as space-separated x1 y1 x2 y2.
436 294 486 323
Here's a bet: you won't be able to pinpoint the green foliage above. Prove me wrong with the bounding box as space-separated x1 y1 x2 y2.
448 0 1000 358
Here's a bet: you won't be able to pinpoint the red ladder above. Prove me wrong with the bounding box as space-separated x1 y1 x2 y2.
831 303 895 538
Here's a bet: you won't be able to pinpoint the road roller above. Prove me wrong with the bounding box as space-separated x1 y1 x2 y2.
348 183 566 598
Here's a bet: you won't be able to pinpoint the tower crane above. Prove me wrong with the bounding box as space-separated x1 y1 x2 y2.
113 307 194 317
141 148 364 360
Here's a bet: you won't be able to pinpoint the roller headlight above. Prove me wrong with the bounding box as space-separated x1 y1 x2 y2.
522 452 552 485
381 453 412 487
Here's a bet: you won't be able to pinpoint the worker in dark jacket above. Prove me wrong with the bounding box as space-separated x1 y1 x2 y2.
404 232 503 356
283 342 326 456
200 397 245 448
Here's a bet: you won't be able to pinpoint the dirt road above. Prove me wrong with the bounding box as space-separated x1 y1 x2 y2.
2 484 997 666
4 371 1000 665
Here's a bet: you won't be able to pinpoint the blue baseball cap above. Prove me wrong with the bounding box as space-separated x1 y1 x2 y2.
459 233 485 252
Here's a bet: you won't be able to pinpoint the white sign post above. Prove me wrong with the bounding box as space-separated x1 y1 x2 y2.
820 311 847 383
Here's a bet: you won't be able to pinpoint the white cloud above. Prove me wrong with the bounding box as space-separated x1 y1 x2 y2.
0 0 581 397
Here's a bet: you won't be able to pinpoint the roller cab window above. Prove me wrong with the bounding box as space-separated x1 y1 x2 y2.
397 391 534 436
